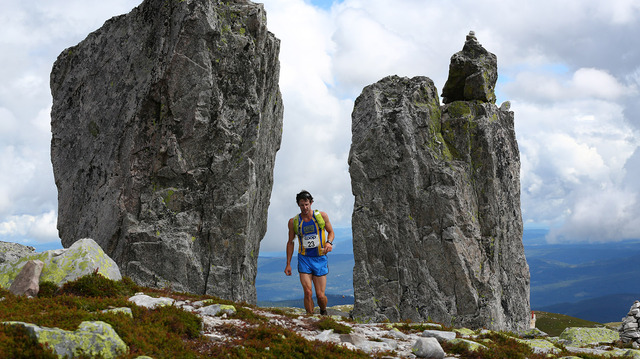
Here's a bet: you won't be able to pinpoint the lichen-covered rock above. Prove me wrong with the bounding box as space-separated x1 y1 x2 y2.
441 31 497 104
448 338 488 352
559 327 620 347
50 0 283 303
0 238 121 289
101 307 134 318
349 33 529 332
0 242 35 264
4 321 128 358
515 338 560 354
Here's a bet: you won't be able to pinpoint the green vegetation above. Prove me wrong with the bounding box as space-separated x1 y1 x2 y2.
0 273 632 358
534 311 603 337
442 331 547 359
0 274 381 358
315 317 352 334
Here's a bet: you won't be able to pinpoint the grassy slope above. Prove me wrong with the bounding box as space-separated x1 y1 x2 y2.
534 311 604 337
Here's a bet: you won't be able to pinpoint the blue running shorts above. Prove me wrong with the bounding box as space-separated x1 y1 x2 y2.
297 254 329 277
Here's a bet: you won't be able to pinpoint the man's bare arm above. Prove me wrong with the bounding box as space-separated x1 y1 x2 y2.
284 218 295 276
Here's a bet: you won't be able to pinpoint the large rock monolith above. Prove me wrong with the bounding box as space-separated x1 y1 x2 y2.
348 33 530 331
50 0 283 303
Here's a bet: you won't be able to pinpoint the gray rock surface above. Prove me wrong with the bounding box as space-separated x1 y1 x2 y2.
8 260 44 297
50 0 283 303
348 34 529 331
0 241 35 264
412 337 445 358
620 300 640 346
442 31 498 104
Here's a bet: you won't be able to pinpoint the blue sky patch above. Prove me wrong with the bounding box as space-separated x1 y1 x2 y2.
308 0 341 10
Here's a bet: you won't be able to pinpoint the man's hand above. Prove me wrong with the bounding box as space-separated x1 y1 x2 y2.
284 264 292 276
324 242 333 255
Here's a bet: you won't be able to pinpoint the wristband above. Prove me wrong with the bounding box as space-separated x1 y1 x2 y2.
327 241 333 245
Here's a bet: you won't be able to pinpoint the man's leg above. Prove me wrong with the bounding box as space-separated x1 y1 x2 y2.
312 275 327 314
299 273 315 314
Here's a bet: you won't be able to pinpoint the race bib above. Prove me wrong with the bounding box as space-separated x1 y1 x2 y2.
302 234 318 249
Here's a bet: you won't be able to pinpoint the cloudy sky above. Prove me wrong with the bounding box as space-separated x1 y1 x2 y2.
1 0 639 253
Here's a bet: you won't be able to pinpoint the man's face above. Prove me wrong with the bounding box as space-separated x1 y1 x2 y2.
298 199 312 215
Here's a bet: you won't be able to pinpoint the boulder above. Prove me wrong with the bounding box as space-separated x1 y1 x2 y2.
8 260 44 297
50 0 283 303
411 337 445 358
0 238 121 289
0 241 35 264
559 327 620 347
3 321 128 358
349 32 530 332
441 31 498 104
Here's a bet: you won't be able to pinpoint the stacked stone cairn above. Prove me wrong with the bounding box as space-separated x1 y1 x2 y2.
620 301 640 348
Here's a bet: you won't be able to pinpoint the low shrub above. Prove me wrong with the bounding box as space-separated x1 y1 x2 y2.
0 323 59 358
37 281 59 298
59 272 138 298
315 317 352 334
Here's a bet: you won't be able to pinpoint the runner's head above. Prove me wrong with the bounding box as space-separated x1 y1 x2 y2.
296 190 313 205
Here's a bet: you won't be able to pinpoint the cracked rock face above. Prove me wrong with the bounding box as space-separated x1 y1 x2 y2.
348 36 529 331
50 0 283 304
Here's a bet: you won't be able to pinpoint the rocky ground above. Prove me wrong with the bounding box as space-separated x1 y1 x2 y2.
133 293 640 359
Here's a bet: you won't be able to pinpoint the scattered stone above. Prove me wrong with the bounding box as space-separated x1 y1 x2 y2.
340 333 367 346
422 329 457 342
8 260 44 297
388 328 409 340
197 304 237 317
128 294 175 309
4 320 127 358
412 337 445 358
315 329 336 342
0 238 121 289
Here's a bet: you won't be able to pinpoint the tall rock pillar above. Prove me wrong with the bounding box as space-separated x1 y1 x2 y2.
348 32 530 331
50 0 283 303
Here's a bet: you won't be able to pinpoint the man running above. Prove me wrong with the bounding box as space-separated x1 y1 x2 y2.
284 190 334 315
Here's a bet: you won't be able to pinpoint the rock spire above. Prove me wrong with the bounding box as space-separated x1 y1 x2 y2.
50 0 283 303
348 33 530 331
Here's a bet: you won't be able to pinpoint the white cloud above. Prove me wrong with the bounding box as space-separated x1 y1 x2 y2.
0 210 58 244
3 0 640 252
0 0 139 248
